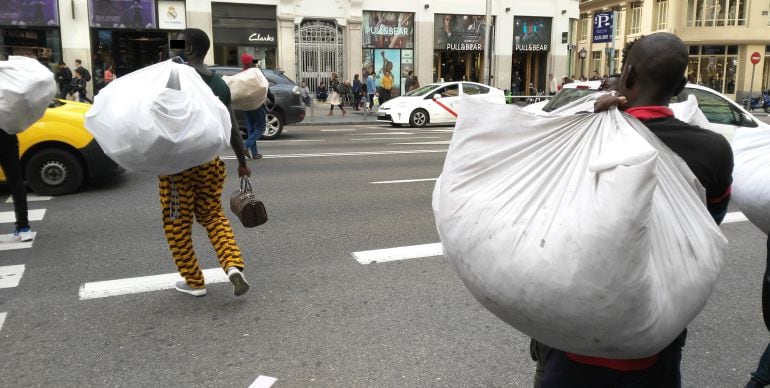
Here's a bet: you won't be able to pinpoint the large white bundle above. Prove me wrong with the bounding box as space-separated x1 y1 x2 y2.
433 99 726 358
84 60 231 175
222 67 268 111
733 126 770 233
0 56 57 134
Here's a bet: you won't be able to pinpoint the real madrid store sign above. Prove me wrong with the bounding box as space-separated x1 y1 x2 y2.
432 14 494 83
212 3 277 68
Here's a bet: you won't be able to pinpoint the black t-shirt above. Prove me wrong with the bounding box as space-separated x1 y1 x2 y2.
642 116 733 222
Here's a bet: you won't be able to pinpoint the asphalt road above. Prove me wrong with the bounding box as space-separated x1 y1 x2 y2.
1 116 769 387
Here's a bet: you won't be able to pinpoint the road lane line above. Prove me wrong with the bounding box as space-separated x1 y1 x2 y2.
350 132 414 135
261 139 326 143
351 136 440 141
79 268 229 300
0 209 45 224
321 129 356 132
371 178 438 184
5 194 52 203
722 212 749 224
0 312 6 333
249 375 278 388
220 149 447 160
0 233 37 251
390 141 452 145
352 243 444 264
0 264 25 289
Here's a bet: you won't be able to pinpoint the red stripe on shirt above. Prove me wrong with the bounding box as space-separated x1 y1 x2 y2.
625 106 675 120
707 186 732 203
564 353 660 371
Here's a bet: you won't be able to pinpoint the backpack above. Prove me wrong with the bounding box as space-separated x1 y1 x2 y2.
80 67 91 82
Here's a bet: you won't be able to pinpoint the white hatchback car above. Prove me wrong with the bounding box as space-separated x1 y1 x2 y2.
527 81 768 141
377 81 506 127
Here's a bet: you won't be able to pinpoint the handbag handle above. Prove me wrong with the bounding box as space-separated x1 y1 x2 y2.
240 176 253 193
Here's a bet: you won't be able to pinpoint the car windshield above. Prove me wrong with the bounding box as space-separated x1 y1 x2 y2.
405 84 440 96
541 88 598 112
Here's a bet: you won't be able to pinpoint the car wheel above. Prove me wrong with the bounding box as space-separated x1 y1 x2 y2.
25 148 84 196
390 123 402 127
765 106 770 114
261 112 284 140
409 109 429 128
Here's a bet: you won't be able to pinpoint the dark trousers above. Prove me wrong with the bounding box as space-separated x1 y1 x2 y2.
763 235 770 331
540 333 685 388
0 131 29 229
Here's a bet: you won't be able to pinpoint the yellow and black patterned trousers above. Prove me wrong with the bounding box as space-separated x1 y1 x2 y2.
158 158 244 288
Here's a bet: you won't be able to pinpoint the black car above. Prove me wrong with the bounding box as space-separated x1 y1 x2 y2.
208 66 306 139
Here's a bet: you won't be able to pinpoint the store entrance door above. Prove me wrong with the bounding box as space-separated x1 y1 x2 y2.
434 51 483 83
92 29 170 93
512 51 548 95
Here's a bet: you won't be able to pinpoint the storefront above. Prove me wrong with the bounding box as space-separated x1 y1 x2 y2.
511 16 551 95
89 0 187 94
0 0 62 71
763 45 770 92
686 45 738 95
211 3 276 69
433 14 491 84
362 11 414 98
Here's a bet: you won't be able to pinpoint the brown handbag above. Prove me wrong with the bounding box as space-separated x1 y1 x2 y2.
229 177 268 227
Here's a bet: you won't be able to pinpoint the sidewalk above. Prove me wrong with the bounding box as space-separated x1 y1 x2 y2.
296 99 381 126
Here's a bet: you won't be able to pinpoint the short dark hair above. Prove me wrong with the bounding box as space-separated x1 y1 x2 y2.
75 59 82 64
183 28 210 58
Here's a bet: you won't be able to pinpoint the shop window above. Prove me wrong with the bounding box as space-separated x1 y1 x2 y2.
686 45 738 95
591 51 602 75
579 14 589 41
462 83 489 95
628 2 642 34
0 28 61 71
687 0 747 27
653 0 669 30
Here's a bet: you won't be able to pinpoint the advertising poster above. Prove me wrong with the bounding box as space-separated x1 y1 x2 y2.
0 0 60 27
401 49 414 93
362 49 375 77
89 0 157 29
434 14 489 51
513 16 552 51
362 11 414 49
374 48 401 97
157 0 186 30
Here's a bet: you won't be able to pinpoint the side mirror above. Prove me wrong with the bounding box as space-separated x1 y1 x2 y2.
433 94 441 100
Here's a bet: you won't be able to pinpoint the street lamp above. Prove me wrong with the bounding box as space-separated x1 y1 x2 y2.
579 48 587 79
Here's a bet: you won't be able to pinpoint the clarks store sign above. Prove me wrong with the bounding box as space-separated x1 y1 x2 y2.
249 33 275 42
213 28 278 45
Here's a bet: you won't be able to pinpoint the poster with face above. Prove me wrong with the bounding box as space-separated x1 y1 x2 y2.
374 49 401 97
434 14 489 51
362 11 414 49
89 0 157 29
362 49 375 78
0 0 59 27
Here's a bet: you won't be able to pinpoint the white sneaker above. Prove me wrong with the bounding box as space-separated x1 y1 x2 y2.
14 227 34 242
227 267 250 296
174 281 207 297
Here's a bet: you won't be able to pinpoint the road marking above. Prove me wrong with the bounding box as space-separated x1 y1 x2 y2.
352 243 444 264
723 212 749 224
5 194 52 203
0 264 25 289
321 129 356 132
351 136 440 141
221 149 447 160
248 375 278 388
426 129 454 133
0 312 6 333
79 268 230 300
371 178 438 184
390 141 452 145
0 233 37 251
262 139 326 143
0 209 46 224
351 132 414 135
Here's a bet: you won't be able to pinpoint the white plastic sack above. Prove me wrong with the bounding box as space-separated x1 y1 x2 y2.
733 126 770 233
0 56 57 134
222 68 268 111
433 99 726 358
670 94 710 130
84 60 231 175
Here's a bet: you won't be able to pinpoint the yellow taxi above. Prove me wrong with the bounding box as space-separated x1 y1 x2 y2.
0 99 123 196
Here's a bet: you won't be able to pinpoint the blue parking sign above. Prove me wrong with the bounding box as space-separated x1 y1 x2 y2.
592 12 613 43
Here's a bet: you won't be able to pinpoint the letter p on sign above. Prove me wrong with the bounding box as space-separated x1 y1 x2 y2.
751 52 761 65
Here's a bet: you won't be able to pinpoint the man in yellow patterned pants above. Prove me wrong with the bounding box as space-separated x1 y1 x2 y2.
160 28 252 297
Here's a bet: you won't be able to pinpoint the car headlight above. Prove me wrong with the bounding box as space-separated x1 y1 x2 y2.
291 85 301 95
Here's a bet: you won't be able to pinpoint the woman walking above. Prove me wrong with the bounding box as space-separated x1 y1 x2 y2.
327 72 346 116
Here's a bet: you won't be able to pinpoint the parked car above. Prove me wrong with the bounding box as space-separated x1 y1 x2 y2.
208 66 305 139
0 99 124 196
377 81 506 128
526 81 767 141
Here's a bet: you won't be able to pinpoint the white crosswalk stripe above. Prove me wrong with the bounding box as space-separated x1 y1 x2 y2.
0 264 25 289
5 194 52 203
79 268 231 300
0 209 46 223
249 375 278 388
0 312 6 334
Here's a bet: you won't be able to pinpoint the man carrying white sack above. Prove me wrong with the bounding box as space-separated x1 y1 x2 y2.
162 28 252 297
529 32 733 388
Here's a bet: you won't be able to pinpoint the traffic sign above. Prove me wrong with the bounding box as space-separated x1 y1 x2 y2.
751 52 761 65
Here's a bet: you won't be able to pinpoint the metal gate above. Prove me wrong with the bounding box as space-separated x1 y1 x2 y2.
295 20 344 94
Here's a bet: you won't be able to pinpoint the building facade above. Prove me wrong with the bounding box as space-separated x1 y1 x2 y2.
1 0 579 97
575 0 770 100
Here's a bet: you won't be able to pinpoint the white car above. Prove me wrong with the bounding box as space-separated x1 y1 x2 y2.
527 81 768 141
377 81 506 127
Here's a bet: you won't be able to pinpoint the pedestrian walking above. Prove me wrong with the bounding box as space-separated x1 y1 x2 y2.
532 33 733 388
104 64 115 84
239 53 274 160
0 131 33 242
352 74 362 110
327 72 346 116
300 81 311 106
161 28 252 297
366 74 376 108
71 68 92 103
55 61 72 98
73 59 91 101
404 70 413 93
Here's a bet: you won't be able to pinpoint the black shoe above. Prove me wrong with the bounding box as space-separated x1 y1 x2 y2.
746 378 767 388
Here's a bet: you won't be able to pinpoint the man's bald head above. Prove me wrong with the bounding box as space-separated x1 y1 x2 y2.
619 32 688 107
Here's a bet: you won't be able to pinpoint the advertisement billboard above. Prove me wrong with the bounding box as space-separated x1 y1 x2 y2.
0 0 59 27
434 14 490 51
513 16 551 51
592 12 613 43
363 11 414 49
89 0 157 29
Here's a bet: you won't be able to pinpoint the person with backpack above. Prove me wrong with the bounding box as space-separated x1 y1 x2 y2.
71 68 91 103
74 59 91 101
327 72 346 116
